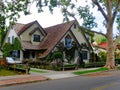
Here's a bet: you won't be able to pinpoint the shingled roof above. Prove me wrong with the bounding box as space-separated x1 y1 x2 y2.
14 20 76 58
39 20 75 58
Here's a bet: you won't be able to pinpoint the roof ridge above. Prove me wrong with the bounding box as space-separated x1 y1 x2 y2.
18 20 37 35
44 20 75 29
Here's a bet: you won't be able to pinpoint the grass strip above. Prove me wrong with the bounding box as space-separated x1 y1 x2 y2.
0 69 20 76
73 67 108 75
30 69 47 73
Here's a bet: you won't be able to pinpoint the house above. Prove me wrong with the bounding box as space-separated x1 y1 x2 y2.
2 20 93 64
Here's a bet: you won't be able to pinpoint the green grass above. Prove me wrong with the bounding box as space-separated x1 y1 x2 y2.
73 67 108 75
30 69 47 73
0 69 21 76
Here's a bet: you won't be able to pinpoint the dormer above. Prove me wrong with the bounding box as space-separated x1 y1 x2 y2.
29 27 45 45
18 21 47 45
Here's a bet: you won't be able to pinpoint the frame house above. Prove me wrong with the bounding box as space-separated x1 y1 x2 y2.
3 20 93 64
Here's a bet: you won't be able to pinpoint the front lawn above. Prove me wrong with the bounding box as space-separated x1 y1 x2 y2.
0 69 21 76
73 67 108 75
30 69 47 73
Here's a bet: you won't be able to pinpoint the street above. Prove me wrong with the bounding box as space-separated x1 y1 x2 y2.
1 70 120 90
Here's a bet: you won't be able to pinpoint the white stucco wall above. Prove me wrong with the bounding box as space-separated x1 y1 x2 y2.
20 23 45 45
6 28 18 44
71 25 87 44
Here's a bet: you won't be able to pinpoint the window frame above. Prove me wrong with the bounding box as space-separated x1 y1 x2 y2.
82 50 88 60
65 35 72 48
33 34 40 42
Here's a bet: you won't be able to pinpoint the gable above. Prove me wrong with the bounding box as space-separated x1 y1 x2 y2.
19 21 46 42
2 27 18 48
39 20 75 58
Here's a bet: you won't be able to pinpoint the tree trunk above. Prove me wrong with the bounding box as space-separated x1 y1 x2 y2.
104 24 115 69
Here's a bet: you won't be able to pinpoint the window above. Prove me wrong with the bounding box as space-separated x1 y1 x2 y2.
32 51 35 58
82 51 88 60
7 37 10 43
12 36 14 44
33 34 40 42
23 51 30 59
74 24 76 29
12 50 20 58
65 35 72 48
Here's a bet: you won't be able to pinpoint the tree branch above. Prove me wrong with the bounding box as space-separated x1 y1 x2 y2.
112 1 120 23
106 0 112 19
92 0 108 21
79 26 106 37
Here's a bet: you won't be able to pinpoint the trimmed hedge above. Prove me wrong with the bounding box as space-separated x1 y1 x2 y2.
84 62 106 68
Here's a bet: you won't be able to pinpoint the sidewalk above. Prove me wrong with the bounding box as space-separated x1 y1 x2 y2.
0 75 49 87
0 68 98 87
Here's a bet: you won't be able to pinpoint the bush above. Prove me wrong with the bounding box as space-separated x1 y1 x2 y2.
84 62 105 68
52 51 63 60
98 51 107 61
115 59 120 64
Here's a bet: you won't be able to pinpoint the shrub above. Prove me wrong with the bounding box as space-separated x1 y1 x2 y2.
52 51 63 60
84 62 105 68
98 51 107 61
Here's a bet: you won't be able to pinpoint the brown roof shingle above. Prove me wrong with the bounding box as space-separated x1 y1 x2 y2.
39 20 75 58
14 20 75 58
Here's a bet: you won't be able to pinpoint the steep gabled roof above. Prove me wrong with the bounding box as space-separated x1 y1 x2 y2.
39 20 75 58
15 20 47 36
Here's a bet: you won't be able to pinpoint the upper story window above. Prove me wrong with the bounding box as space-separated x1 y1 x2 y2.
7 37 10 43
65 35 72 48
33 34 40 42
12 36 14 44
74 24 76 29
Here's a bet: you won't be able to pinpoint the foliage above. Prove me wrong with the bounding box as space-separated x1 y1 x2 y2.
0 68 23 76
2 43 13 57
77 5 97 29
98 51 107 61
0 0 30 46
93 33 106 44
30 69 47 73
84 62 106 68
73 67 108 75
52 51 63 60
13 37 22 50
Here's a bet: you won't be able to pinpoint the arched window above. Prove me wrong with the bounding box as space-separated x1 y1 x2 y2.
65 35 72 48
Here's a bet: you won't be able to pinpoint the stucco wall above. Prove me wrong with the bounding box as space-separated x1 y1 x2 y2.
6 28 18 44
20 23 45 45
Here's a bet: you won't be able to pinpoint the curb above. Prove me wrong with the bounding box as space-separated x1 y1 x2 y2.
0 76 50 87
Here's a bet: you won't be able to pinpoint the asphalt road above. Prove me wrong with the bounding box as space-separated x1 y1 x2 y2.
1 70 120 90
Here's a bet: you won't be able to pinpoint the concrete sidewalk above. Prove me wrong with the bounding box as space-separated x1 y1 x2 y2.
0 68 98 87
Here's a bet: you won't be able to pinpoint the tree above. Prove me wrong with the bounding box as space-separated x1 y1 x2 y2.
13 37 22 50
0 0 30 46
2 43 13 57
1 0 120 69
91 0 120 69
33 0 120 69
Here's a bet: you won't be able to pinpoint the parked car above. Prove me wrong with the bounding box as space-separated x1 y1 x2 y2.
6 57 22 64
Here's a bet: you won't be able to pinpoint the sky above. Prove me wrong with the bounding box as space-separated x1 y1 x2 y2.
17 1 94 28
